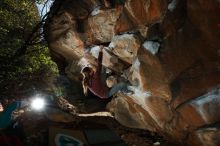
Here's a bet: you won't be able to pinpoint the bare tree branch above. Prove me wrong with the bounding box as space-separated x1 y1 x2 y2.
12 12 49 59
12 0 64 59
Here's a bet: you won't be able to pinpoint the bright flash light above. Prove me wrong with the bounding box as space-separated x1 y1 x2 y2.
31 98 45 111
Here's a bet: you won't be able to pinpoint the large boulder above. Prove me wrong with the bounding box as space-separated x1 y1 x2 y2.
125 48 171 101
109 34 141 64
107 93 160 131
187 0 220 48
44 0 220 145
47 12 85 62
85 9 121 44
124 0 167 27
107 92 173 131
177 87 220 129
187 125 220 146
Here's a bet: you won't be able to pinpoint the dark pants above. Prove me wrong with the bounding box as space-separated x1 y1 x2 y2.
108 82 128 97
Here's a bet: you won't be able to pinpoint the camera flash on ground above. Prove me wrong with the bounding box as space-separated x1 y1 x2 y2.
31 98 45 111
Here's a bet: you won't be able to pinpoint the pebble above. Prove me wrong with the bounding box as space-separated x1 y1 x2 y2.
153 142 160 145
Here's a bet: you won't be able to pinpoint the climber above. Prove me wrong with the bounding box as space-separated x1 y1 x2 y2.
81 46 129 99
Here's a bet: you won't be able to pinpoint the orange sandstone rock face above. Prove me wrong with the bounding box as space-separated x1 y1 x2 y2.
123 48 171 101
124 0 167 27
44 0 220 145
85 9 121 44
109 34 141 64
107 93 160 131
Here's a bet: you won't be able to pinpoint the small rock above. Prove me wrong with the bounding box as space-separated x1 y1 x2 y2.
91 6 102 16
142 41 160 55
153 142 160 145
168 0 177 12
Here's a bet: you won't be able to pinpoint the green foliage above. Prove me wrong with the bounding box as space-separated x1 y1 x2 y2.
0 0 58 97
36 0 47 5
0 0 39 57
13 45 58 80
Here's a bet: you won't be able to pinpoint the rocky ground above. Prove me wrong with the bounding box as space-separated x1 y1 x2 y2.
13 96 178 146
